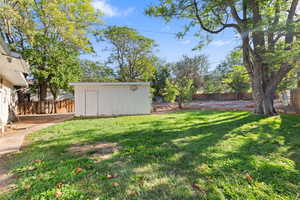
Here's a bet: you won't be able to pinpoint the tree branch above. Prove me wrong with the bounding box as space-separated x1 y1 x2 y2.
193 0 240 33
285 0 299 44
229 4 243 25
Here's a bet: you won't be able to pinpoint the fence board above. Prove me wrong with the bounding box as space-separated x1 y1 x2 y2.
17 99 74 115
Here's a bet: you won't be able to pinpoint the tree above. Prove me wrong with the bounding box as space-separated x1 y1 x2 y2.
146 0 300 115
152 59 171 98
80 60 115 82
176 78 195 109
23 34 82 101
223 65 250 99
101 26 156 81
203 49 245 93
203 73 226 93
0 0 101 101
162 79 179 103
172 55 209 90
162 56 199 108
162 78 194 108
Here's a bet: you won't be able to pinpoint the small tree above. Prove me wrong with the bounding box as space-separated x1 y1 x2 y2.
162 79 179 103
176 79 195 109
162 78 194 108
223 65 250 99
152 60 171 98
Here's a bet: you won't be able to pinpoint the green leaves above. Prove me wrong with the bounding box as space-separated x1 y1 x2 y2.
162 79 179 102
0 0 102 100
100 26 156 81
80 60 115 82
223 65 250 94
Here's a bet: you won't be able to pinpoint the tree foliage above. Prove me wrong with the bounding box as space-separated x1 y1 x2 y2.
203 49 245 93
0 0 101 101
146 0 300 115
162 56 199 108
23 34 82 100
0 0 101 51
223 65 250 97
175 78 195 109
152 59 171 97
172 55 209 90
101 26 156 81
162 79 179 103
80 60 115 82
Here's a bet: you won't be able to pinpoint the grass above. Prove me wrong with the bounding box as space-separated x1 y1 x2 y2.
1 110 300 200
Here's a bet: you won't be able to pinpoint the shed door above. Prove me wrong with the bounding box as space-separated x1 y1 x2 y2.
85 90 98 116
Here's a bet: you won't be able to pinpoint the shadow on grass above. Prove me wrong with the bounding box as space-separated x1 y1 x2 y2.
2 111 300 199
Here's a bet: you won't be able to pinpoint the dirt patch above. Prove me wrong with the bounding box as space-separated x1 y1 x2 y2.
152 103 179 113
152 101 255 113
68 142 119 160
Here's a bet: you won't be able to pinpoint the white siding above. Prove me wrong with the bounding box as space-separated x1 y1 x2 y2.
85 90 98 116
73 84 151 117
0 78 13 125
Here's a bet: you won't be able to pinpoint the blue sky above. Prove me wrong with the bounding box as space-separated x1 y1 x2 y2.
84 0 242 70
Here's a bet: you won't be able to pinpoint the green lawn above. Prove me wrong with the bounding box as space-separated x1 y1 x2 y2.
1 111 300 200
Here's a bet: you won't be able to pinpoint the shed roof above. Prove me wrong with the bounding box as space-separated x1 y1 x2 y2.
70 82 150 86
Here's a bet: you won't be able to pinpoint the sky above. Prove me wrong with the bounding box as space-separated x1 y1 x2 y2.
83 0 242 71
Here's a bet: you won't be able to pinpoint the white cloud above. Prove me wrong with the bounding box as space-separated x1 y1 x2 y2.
92 0 118 17
92 0 135 17
211 40 232 46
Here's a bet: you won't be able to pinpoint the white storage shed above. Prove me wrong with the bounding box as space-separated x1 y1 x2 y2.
70 82 152 117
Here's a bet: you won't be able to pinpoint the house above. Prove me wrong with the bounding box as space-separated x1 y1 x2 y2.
0 37 29 133
70 82 152 117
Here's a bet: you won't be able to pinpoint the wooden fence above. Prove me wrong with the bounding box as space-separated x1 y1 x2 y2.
193 92 253 101
291 88 300 108
17 99 74 115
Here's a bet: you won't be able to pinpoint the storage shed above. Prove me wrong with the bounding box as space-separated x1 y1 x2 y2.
70 82 152 117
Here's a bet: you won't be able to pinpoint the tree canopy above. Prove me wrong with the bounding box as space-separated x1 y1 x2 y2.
80 60 116 82
101 26 156 81
0 0 102 101
172 55 208 90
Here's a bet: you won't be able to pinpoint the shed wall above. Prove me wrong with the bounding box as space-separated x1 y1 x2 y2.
74 85 151 117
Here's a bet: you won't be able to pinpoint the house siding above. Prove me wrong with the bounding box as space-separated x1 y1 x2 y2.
0 76 14 125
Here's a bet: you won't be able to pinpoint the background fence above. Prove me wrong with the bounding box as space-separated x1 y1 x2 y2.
17 99 74 115
193 92 253 101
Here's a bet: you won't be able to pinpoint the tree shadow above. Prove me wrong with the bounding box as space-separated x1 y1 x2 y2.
2 111 299 199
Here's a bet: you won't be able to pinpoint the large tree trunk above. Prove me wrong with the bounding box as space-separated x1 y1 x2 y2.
38 79 47 114
49 86 58 113
39 79 47 101
251 73 277 116
298 71 300 88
